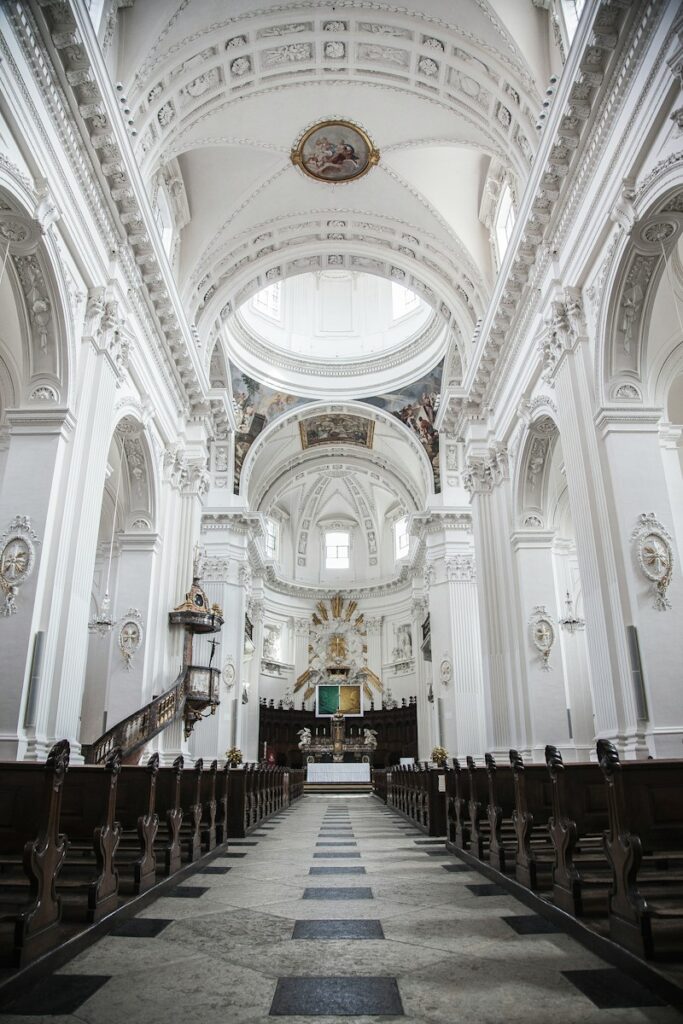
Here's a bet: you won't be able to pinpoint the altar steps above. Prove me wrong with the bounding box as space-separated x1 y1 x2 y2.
304 782 373 795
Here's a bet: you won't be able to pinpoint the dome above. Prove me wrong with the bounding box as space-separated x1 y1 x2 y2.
225 271 448 399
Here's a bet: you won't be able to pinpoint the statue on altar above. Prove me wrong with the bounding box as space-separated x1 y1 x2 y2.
297 727 312 750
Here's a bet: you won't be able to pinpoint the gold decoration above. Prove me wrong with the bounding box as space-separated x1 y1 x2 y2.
431 746 448 767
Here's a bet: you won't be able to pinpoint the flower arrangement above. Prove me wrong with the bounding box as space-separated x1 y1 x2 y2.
225 746 243 767
431 745 448 767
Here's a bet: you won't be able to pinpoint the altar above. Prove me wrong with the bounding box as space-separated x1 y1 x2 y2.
299 709 376 763
306 763 371 784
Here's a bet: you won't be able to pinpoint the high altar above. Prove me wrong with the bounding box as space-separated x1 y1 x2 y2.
297 710 377 763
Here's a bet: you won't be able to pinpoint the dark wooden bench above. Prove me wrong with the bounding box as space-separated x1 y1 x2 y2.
200 760 217 852
0 741 70 966
58 749 122 922
598 740 683 959
545 745 611 916
484 753 516 873
509 749 554 890
215 763 230 845
466 756 490 859
445 758 469 851
114 753 160 893
179 758 203 863
154 756 184 875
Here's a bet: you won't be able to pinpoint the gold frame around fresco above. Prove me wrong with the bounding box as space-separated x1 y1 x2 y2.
339 684 362 715
299 416 375 450
291 119 380 183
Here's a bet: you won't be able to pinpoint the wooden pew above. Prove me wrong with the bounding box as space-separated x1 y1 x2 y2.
154 756 184 876
0 740 70 967
484 753 516 873
445 759 469 851
179 758 203 863
372 768 388 803
215 763 230 845
509 749 554 890
598 740 683 959
466 756 489 859
114 753 159 894
545 745 611 916
200 760 217 853
58 749 122 922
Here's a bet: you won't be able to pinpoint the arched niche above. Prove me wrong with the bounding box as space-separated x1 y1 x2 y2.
0 184 73 408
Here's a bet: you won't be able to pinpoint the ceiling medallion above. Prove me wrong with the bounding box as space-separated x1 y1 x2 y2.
291 119 379 183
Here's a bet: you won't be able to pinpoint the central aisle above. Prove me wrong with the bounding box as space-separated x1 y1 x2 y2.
3 796 679 1022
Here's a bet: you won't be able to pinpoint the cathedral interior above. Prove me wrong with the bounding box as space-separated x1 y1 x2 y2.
0 0 682 1020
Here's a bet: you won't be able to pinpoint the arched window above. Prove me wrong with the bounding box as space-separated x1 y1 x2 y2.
494 183 515 264
325 530 350 569
153 185 174 258
561 0 587 45
391 282 419 320
252 282 281 321
394 517 410 561
264 517 279 559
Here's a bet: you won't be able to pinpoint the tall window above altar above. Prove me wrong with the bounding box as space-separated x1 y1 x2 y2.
325 530 350 570
265 518 278 559
394 516 409 561
494 183 515 263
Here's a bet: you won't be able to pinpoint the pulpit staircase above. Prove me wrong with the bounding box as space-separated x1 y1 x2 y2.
83 570 223 765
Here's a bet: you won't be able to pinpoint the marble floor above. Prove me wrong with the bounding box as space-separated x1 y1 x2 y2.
1 795 681 1023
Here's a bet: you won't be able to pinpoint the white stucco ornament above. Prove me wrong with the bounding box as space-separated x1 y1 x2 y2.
440 658 452 685
118 609 143 670
529 606 555 670
222 658 236 689
631 513 674 610
0 516 39 617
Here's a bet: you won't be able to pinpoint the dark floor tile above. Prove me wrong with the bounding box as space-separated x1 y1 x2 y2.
414 839 446 845
229 840 259 845
110 918 172 937
260 826 276 830
4 974 111 1014
441 863 470 873
221 851 248 858
292 919 384 940
197 865 232 875
465 883 507 897
315 842 358 847
166 886 209 898
562 969 666 1009
503 914 563 935
309 867 367 875
303 887 373 900
313 852 361 859
270 976 402 1016
422 849 451 857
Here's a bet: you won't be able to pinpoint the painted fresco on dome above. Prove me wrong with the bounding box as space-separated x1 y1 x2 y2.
362 361 443 492
299 414 374 450
230 365 310 492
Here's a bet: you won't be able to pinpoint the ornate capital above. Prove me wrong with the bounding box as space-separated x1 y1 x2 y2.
445 554 476 582
464 445 508 495
540 289 586 384
294 616 310 636
201 556 231 582
182 458 211 499
364 616 383 635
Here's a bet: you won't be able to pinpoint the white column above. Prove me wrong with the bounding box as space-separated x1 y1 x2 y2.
465 450 529 756
421 512 486 761
293 616 310 709
410 594 433 760
0 407 74 759
544 292 647 756
511 530 572 758
364 616 383 709
31 305 126 761
242 594 264 761
596 410 683 756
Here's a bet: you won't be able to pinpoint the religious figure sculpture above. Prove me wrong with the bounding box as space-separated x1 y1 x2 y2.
297 727 312 749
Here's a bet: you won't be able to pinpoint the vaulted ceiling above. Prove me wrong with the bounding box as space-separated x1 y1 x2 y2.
114 1 557 362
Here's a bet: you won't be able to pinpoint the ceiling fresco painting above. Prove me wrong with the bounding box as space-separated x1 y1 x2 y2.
229 356 443 493
363 361 443 492
231 364 311 492
299 414 375 450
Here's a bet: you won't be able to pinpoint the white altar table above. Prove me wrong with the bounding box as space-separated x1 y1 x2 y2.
306 763 370 784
